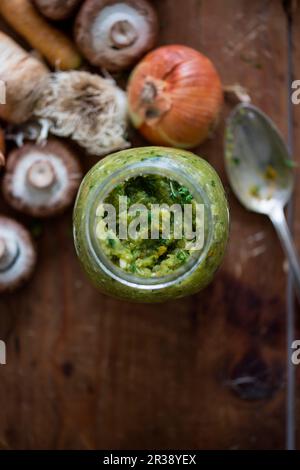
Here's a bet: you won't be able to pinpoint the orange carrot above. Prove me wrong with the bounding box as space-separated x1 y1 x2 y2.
0 0 82 70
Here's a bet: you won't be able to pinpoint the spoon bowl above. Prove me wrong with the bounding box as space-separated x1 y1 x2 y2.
225 103 300 300
225 103 293 215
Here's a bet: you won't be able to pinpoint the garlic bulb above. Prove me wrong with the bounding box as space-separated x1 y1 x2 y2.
0 31 48 124
34 71 129 155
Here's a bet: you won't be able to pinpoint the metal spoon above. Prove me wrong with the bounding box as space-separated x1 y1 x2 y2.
225 103 300 298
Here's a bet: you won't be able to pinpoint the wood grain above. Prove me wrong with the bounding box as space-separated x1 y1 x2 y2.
291 1 300 451
0 0 292 449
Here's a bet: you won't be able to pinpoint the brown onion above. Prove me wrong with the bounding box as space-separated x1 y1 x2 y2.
127 45 223 148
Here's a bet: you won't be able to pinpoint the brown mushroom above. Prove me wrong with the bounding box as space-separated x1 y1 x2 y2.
75 0 158 72
0 216 37 293
2 139 83 217
33 0 82 20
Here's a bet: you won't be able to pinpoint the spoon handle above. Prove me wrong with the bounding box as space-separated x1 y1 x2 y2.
269 206 300 300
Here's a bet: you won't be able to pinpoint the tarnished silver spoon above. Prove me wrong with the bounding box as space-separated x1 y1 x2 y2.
225 103 300 297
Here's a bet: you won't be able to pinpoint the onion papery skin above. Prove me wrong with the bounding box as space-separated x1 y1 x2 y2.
127 45 223 148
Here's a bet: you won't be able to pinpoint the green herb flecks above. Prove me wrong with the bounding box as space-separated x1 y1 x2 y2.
107 238 116 248
169 181 194 204
176 250 188 262
249 184 261 198
284 159 297 169
231 156 240 166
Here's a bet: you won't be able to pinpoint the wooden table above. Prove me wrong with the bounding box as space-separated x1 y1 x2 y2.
0 0 299 450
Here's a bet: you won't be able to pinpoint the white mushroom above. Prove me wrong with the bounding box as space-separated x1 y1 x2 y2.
75 0 158 72
2 139 83 217
0 217 37 293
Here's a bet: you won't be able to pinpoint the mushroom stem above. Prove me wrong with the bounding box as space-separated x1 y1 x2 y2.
75 0 158 72
0 216 36 292
0 236 18 272
26 160 56 189
3 139 82 217
110 20 138 48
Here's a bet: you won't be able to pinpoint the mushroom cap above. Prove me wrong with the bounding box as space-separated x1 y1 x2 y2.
2 139 83 218
75 0 158 72
33 0 82 20
0 216 36 293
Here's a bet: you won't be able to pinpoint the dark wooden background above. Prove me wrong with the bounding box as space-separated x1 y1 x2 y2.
0 0 299 450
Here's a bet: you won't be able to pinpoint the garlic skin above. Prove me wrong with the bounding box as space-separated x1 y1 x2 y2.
75 0 158 72
0 217 36 293
3 140 82 217
34 71 129 156
0 32 129 155
0 32 48 124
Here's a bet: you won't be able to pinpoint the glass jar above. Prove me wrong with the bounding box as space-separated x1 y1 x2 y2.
73 147 229 302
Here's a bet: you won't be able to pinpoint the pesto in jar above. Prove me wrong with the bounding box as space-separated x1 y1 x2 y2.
73 147 229 303
96 175 200 278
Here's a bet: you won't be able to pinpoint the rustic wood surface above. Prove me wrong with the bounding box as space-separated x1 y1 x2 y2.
0 0 297 450
292 0 300 451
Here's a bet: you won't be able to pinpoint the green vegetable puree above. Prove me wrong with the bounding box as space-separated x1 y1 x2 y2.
73 147 229 303
97 175 199 278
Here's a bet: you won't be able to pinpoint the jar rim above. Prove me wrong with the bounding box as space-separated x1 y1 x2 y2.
85 156 214 290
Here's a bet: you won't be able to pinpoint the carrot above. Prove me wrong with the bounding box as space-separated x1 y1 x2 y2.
0 128 5 154
0 32 49 124
0 0 82 70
